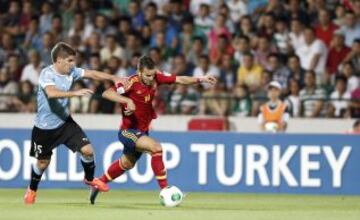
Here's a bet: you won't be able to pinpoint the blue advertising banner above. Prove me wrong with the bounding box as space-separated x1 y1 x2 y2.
0 128 359 195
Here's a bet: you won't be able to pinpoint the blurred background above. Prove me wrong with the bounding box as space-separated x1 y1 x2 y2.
0 0 359 133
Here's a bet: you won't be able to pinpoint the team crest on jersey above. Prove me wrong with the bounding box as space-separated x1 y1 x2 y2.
144 94 151 103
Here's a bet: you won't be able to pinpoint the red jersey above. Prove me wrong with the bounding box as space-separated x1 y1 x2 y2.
114 72 176 132
315 23 338 47
326 46 350 74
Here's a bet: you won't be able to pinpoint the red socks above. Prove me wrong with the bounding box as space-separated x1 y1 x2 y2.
151 151 168 189
100 152 168 189
100 159 126 183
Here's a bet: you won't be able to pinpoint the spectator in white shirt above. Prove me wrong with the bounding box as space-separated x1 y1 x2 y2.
190 0 215 16
233 35 251 66
20 50 45 86
299 70 326 117
296 27 328 84
194 3 214 35
193 54 220 78
341 62 359 93
339 11 360 47
328 76 351 118
68 11 93 42
226 0 247 24
193 55 219 90
93 14 117 45
285 79 301 117
289 18 305 51
100 34 125 64
0 68 18 112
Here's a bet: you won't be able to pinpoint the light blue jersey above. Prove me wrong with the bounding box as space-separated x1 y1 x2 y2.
34 65 84 129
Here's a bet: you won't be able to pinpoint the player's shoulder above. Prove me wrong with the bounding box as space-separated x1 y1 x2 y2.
118 74 140 91
156 70 171 77
154 70 174 81
128 74 140 83
126 74 140 87
39 65 54 78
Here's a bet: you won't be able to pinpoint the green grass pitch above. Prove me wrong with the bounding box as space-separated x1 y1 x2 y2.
1 189 360 220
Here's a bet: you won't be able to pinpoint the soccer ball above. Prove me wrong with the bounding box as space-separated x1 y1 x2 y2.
264 122 279 133
159 186 183 207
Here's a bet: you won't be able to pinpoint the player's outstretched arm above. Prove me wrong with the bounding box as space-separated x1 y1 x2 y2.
175 75 217 85
83 70 122 85
45 85 93 98
102 88 136 115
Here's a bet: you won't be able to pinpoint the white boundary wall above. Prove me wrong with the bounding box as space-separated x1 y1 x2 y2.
0 113 355 134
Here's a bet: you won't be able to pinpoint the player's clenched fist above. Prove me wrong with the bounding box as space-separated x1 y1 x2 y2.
124 99 136 116
72 88 94 97
201 75 217 85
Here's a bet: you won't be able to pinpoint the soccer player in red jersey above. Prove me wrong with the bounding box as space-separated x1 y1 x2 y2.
89 55 216 204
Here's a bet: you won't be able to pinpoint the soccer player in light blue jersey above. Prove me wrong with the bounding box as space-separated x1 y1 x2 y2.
24 42 122 204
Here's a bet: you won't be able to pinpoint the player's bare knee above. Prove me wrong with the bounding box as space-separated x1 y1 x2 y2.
80 145 94 158
150 142 162 154
121 159 135 170
37 159 50 170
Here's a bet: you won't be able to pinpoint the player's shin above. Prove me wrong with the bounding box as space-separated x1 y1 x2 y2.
29 164 45 191
100 159 127 183
80 155 95 182
151 151 168 189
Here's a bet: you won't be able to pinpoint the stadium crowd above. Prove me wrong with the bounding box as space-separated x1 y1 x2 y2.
0 0 359 118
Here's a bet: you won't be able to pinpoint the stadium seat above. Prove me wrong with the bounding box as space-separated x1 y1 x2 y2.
188 118 229 131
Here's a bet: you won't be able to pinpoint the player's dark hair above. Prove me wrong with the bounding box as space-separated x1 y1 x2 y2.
138 55 155 71
51 42 76 63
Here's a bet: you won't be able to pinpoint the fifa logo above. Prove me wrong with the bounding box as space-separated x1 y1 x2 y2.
144 94 151 103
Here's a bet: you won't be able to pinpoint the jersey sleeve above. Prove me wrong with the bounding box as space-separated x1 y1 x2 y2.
71 67 85 81
115 77 133 94
39 69 56 89
155 71 176 85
